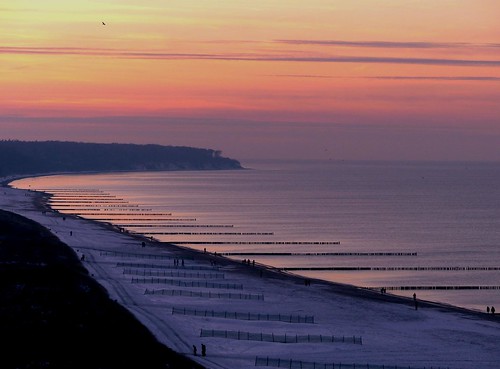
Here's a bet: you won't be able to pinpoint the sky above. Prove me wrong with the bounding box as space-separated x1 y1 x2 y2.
1 0 500 161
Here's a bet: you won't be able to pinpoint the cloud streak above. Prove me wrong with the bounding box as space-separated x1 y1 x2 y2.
271 75 500 81
2 46 500 67
367 76 500 81
276 40 500 49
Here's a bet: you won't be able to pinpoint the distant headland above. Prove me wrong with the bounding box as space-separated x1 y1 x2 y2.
0 140 243 177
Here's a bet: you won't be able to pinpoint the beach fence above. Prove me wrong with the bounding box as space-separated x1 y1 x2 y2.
131 278 243 289
100 250 192 260
123 269 225 279
117 262 218 271
172 307 314 323
145 289 264 300
254 357 449 369
200 330 362 344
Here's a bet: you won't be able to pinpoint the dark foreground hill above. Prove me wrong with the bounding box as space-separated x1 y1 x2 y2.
0 209 205 369
0 140 242 176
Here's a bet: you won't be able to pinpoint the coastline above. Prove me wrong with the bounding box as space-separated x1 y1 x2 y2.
2 175 499 369
3 174 493 320
2 175 490 319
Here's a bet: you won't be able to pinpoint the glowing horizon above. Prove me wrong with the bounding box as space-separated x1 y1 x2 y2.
2 1 500 161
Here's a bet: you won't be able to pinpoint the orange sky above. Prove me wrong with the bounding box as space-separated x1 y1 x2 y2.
1 1 500 161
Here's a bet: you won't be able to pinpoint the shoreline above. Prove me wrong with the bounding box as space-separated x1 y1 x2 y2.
2 175 500 369
2 176 494 322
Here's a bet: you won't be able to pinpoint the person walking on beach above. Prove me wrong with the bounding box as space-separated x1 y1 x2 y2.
491 306 496 315
201 343 206 357
413 293 418 310
193 345 197 356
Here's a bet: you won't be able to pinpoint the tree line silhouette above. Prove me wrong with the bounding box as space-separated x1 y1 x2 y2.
0 140 242 176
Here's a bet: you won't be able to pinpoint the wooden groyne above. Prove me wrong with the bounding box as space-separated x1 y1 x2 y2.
53 204 139 208
117 224 234 228
221 252 417 256
141 232 274 235
283 266 500 271
47 195 118 198
72 216 195 221
41 189 103 192
170 241 341 245
381 286 500 290
50 200 128 203
56 207 153 211
89 218 197 221
65 212 184 216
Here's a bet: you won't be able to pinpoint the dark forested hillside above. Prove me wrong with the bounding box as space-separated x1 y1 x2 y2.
0 209 205 369
0 140 242 176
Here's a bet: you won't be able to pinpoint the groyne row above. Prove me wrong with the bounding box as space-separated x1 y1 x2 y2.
222 252 417 256
283 266 500 271
171 241 341 245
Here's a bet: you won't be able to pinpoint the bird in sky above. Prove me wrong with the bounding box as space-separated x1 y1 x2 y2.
102 21 106 25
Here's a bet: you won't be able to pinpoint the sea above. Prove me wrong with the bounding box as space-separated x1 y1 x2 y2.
11 159 500 312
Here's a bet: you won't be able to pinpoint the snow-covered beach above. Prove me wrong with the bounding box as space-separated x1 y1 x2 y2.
1 181 499 369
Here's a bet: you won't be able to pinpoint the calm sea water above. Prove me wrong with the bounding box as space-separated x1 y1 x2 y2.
11 160 500 311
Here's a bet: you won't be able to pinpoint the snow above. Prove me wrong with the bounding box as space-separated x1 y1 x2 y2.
1 183 499 369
